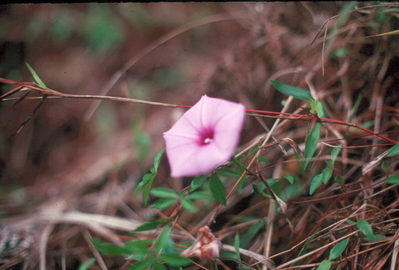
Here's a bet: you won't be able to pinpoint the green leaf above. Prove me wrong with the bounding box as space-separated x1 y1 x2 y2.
78 258 96 270
304 122 322 170
321 168 333 184
310 100 327 118
270 80 313 101
284 175 299 185
387 144 399 156
357 220 374 240
234 234 241 261
267 178 284 196
186 192 212 201
134 172 156 205
280 181 304 202
92 238 152 256
309 167 332 195
387 174 399 185
209 174 227 206
309 173 324 195
181 199 197 212
132 219 170 233
92 238 131 255
150 187 179 199
316 260 331 270
357 220 384 242
216 168 241 177
190 175 207 192
161 254 191 267
151 149 165 174
25 63 48 88
151 199 177 210
327 146 342 167
134 149 165 205
253 183 271 199
329 238 349 260
124 240 154 260
152 262 167 270
129 259 153 270
154 225 174 253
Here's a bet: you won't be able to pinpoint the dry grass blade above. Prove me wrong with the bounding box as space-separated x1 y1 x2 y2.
391 231 399 270
39 224 54 270
83 230 108 270
15 95 47 135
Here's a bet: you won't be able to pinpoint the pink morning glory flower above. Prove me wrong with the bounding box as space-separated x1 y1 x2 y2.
163 95 245 178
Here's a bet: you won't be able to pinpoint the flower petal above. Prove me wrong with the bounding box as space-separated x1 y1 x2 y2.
213 104 245 153
163 95 245 178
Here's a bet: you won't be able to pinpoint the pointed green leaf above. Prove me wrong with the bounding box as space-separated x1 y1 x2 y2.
92 238 131 255
209 174 227 206
310 100 327 118
151 149 165 173
309 168 332 195
357 220 374 239
284 175 299 185
387 144 399 156
216 168 241 177
316 260 331 270
123 240 154 260
357 220 384 242
150 187 179 199
132 219 170 233
134 172 156 205
329 238 349 260
190 175 207 192
321 168 333 184
327 146 342 167
387 174 399 185
151 199 176 210
181 199 197 212
152 262 167 270
309 173 324 195
154 225 174 253
186 192 212 201
78 258 96 270
304 122 322 170
25 63 48 89
234 234 241 260
129 259 153 270
270 80 313 101
92 238 152 256
253 183 271 198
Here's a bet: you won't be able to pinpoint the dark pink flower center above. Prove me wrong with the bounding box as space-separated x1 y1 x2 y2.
198 128 215 146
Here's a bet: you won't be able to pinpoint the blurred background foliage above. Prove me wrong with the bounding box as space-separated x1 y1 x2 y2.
0 3 230 189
